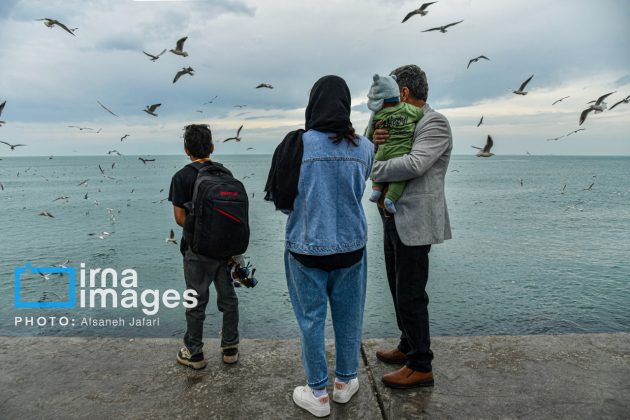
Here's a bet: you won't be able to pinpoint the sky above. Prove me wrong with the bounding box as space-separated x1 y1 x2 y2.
0 0 629 156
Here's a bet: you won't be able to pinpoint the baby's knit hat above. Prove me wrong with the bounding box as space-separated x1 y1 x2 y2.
367 74 400 112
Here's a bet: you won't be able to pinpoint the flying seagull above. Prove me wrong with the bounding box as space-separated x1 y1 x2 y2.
53 196 69 202
0 141 26 150
173 67 194 84
170 37 188 57
96 100 119 117
552 96 570 105
472 135 494 157
39 211 54 218
68 125 94 131
223 125 243 142
0 100 6 126
546 135 564 141
36 18 76 36
88 231 112 239
246 147 255 151
476 116 483 127
513 75 534 95
467 55 489 69
256 83 274 89
138 157 155 164
108 149 121 156
144 104 161 116
143 49 167 61
402 2 437 23
120 134 130 141
579 91 615 125
584 182 595 191
422 20 463 33
166 229 178 244
609 94 630 110
77 179 88 187
204 95 218 104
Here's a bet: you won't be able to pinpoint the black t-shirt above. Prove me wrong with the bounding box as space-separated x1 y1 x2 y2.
290 248 365 272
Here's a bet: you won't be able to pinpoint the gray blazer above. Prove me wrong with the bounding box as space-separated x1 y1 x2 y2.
371 103 452 246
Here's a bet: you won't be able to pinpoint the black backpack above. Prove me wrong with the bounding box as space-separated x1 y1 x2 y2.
184 161 250 258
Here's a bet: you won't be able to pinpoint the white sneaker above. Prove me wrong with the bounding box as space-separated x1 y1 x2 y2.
332 378 359 404
292 385 330 417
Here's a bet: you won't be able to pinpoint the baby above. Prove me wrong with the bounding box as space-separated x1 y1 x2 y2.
365 74 423 214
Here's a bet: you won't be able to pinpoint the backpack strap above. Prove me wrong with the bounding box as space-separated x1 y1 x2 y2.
187 161 232 177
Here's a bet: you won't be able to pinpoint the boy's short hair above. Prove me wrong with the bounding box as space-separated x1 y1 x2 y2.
184 124 213 158
390 65 428 101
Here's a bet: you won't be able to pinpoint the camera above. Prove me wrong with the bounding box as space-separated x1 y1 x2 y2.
227 255 258 288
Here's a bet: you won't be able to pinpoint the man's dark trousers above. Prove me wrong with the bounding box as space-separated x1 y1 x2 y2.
380 209 433 372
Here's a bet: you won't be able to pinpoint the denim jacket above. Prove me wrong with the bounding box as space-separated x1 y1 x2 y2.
285 129 374 255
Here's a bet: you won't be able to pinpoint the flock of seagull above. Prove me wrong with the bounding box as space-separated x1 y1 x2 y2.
397 2 628 158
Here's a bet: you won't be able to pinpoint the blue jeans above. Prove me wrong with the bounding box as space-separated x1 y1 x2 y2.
284 250 367 389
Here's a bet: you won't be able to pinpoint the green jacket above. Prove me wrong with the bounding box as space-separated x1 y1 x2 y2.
366 103 423 160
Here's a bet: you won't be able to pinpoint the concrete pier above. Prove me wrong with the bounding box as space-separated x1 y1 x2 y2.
0 333 628 419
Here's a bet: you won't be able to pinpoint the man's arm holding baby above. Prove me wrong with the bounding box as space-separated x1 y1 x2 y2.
371 112 450 183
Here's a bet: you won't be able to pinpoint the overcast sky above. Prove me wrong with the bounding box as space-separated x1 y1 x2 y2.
0 0 629 156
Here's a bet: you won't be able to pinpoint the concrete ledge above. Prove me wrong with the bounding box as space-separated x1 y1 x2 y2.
0 333 628 419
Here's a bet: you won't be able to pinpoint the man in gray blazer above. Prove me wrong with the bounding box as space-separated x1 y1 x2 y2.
370 64 452 388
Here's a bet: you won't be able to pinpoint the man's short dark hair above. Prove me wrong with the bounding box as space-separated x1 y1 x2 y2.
390 64 428 101
184 124 213 158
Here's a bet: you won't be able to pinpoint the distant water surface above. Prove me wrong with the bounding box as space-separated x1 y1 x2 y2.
1 155 628 338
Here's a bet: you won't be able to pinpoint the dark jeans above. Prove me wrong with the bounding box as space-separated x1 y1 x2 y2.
380 209 433 372
183 251 239 354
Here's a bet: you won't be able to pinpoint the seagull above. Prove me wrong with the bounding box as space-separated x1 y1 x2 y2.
552 96 570 105
166 229 178 244
36 18 76 36
546 135 564 141
173 67 194 84
467 55 489 69
138 157 155 164
609 94 630 110
77 179 89 187
256 83 274 89
68 125 94 131
88 231 112 239
584 182 594 191
223 125 243 142
0 141 26 150
195 110 203 113
144 104 161 116
108 150 122 156
98 164 106 176
422 20 463 33
0 100 6 126
111 162 116 169
0 182 4 191
402 2 437 23
204 95 218 104
476 116 483 127
120 134 130 141
143 49 167 61
53 196 69 202
561 184 567 194
84 192 88 199
246 147 255 151
579 91 615 125
39 211 54 218
170 37 189 57
37 271 52 281
233 105 247 108
472 135 494 157
96 100 119 117
513 75 534 95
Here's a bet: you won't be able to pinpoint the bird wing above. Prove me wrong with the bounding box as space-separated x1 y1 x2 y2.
54 21 76 36
169 229 175 239
518 74 534 91
157 49 167 57
0 140 11 147
471 145 482 150
401 10 419 23
609 100 624 110
420 2 437 11
477 116 483 126
223 137 236 142
478 55 490 60
99 165 105 175
483 135 494 153
467 58 474 69
148 104 161 112
579 108 592 125
143 51 157 59
236 125 243 137
173 70 184 84
595 91 615 105
176 36 187 51
0 101 5 115
444 20 463 29
97 100 119 117
421 27 441 32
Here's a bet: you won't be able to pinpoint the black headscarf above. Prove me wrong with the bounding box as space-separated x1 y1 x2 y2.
264 75 356 211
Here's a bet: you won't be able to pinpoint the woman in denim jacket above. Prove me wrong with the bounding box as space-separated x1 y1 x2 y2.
265 75 374 417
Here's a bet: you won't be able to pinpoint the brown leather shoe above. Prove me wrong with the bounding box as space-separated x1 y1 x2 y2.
376 348 407 364
382 366 434 389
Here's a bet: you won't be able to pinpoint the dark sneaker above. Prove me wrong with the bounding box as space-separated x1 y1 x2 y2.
176 347 207 370
222 345 239 364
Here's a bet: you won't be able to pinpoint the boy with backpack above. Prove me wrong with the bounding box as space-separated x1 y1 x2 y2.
168 124 249 369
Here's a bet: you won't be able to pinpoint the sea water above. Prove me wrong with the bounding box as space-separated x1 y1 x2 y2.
1 155 628 338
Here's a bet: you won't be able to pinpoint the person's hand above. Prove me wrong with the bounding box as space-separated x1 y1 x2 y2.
372 120 389 145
